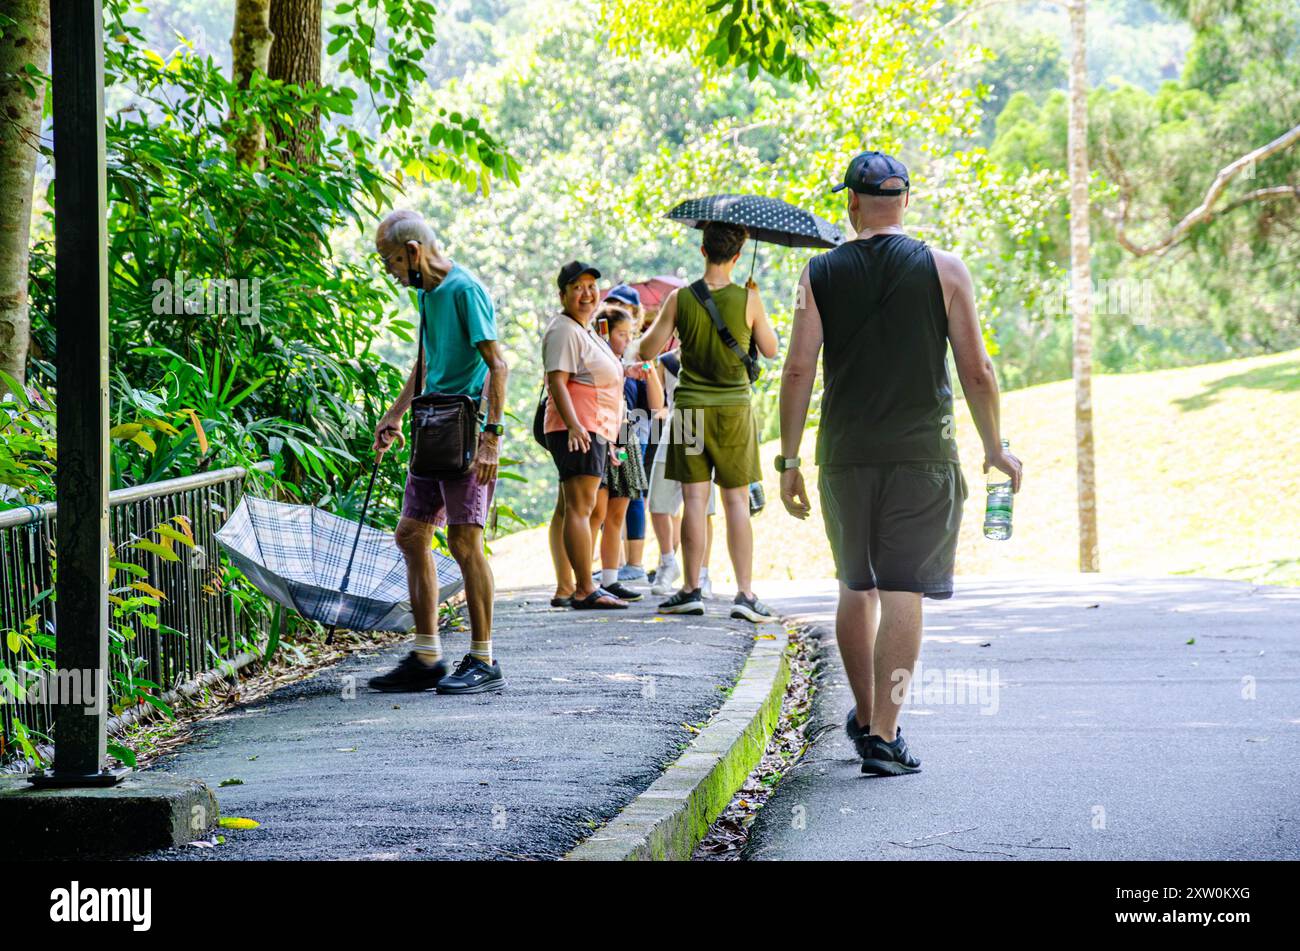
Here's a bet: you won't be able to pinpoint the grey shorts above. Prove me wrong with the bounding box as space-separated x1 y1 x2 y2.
818 462 968 598
647 437 717 515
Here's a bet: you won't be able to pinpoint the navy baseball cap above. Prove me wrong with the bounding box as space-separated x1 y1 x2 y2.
605 283 642 307
831 151 910 196
557 260 601 291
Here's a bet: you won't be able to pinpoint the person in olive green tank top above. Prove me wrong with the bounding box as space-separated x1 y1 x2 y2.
672 283 753 407
637 221 780 623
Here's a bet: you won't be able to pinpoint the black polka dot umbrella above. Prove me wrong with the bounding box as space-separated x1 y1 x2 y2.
667 194 844 247
667 193 844 278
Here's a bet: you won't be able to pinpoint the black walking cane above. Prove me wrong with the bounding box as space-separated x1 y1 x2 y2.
325 454 383 645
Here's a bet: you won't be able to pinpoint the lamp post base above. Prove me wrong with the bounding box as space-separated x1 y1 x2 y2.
27 767 130 788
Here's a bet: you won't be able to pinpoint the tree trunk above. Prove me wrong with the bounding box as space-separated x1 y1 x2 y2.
0 0 51 389
267 0 322 164
230 0 274 169
1067 0 1099 572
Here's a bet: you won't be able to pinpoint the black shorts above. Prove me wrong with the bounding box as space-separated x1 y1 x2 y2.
818 461 968 598
546 430 608 482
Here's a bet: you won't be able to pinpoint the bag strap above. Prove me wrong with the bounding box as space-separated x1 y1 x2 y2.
688 279 757 380
414 288 427 399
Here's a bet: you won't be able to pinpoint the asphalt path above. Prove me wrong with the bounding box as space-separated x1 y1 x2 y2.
141 585 756 860
745 575 1300 861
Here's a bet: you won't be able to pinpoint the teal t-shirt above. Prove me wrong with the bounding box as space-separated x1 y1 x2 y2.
416 264 497 397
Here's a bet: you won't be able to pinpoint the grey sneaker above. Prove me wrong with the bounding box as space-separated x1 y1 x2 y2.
730 592 777 623
618 564 649 583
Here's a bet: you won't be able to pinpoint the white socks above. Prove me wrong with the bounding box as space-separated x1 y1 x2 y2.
413 632 443 665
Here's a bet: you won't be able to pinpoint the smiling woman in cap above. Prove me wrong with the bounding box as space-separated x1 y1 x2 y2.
541 261 630 609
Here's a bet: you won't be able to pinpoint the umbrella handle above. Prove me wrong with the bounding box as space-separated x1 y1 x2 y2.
328 457 382 643
747 242 758 283
340 457 381 593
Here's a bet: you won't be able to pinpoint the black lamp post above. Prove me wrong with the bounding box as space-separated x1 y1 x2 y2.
29 0 124 787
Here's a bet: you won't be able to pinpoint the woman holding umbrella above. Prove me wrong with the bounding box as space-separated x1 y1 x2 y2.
637 221 779 622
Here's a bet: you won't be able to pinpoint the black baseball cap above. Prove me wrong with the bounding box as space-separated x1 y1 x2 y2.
831 151 910 196
557 260 601 291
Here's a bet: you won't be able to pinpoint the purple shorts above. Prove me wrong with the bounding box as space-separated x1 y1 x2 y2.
401 468 495 527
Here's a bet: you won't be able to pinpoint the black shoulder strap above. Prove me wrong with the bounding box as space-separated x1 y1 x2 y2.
688 279 756 378
413 289 427 398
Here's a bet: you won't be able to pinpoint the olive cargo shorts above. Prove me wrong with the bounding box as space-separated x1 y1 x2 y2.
664 404 761 489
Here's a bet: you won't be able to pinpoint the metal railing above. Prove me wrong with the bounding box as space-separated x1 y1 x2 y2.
0 462 272 754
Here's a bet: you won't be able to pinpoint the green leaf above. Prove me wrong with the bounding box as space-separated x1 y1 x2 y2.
111 561 151 579
107 742 137 767
129 539 179 562
154 524 195 548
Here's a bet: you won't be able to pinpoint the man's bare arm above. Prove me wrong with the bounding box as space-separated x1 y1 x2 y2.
746 284 780 358
373 359 420 455
780 268 822 459
777 266 823 518
637 290 678 361
476 340 509 426
471 339 510 485
933 248 1022 491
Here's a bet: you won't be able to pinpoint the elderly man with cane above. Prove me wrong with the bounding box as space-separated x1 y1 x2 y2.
368 210 510 694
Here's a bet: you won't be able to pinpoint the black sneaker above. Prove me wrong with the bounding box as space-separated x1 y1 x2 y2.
845 706 872 759
658 587 704 615
368 652 448 693
860 726 922 776
603 581 643 602
436 653 506 695
730 591 777 623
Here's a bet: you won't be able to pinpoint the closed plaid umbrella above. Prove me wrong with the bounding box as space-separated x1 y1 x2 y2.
215 492 462 636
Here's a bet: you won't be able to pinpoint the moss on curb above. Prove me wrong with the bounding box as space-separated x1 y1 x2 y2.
566 628 792 862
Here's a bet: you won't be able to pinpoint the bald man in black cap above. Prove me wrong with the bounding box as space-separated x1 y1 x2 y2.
777 151 1023 776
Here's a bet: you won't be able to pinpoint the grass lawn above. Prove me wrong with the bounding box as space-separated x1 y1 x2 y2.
490 349 1300 591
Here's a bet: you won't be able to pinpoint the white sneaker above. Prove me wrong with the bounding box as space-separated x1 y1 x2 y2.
651 559 679 595
700 573 714 600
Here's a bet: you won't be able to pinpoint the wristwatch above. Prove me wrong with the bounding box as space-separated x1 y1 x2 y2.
774 455 801 473
481 422 504 436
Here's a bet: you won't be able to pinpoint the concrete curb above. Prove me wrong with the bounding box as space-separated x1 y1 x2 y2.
565 624 791 861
